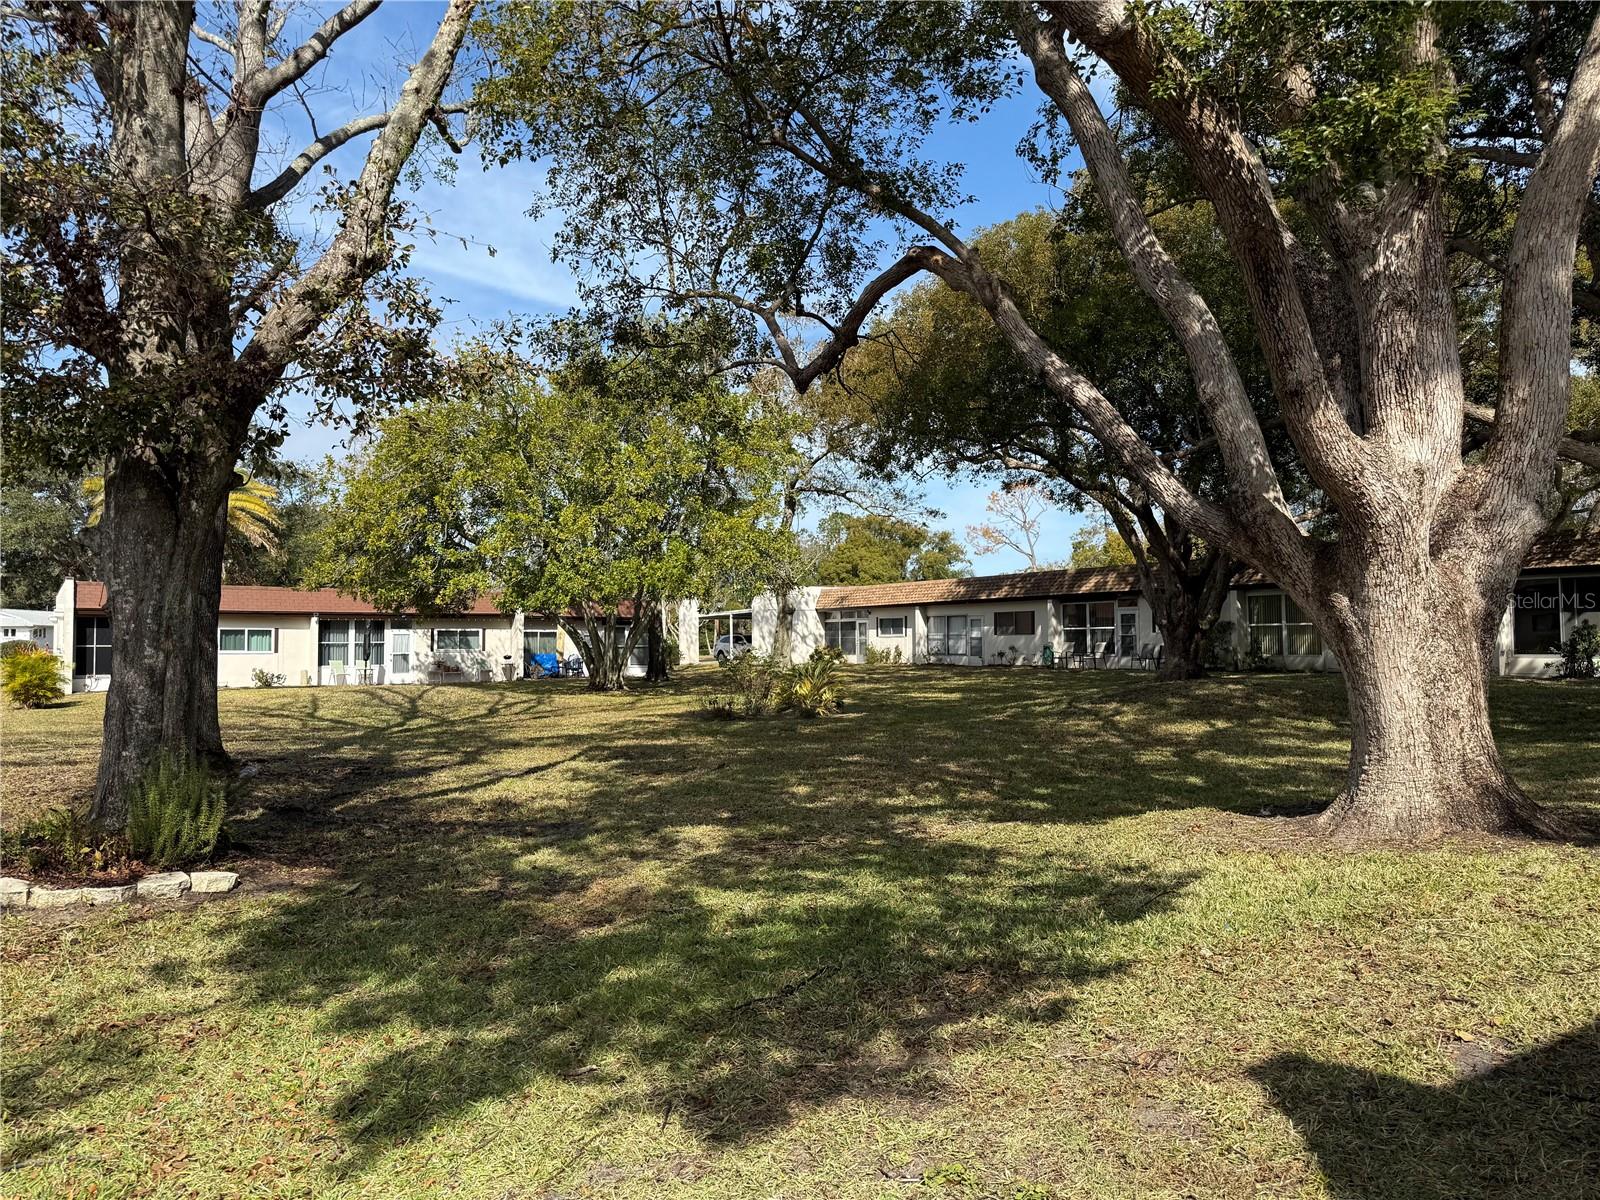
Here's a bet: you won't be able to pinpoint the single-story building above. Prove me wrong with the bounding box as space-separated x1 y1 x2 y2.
718 534 1599 677
49 579 677 692
0 608 62 654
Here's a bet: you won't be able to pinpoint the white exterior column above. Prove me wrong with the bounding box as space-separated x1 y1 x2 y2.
53 578 76 691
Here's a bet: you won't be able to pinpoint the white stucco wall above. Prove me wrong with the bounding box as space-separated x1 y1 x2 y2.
216 615 315 688
864 605 918 660
752 588 824 663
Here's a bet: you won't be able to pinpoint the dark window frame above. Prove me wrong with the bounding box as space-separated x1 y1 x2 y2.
74 615 112 676
993 610 1037 637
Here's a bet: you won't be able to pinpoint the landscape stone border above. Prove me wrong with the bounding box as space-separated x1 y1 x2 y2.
0 870 239 910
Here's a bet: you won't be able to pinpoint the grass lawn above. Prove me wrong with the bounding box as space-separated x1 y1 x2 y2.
2 667 1597 1199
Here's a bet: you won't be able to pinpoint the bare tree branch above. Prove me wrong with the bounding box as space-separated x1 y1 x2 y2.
1014 6 1306 574
247 101 466 209
238 0 475 385
250 0 382 102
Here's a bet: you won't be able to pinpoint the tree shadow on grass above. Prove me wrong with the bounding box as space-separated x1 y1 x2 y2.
215 820 1192 1174
22 668 1581 1183
1252 1019 1600 1199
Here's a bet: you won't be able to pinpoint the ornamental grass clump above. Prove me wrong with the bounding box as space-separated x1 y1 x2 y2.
128 753 227 869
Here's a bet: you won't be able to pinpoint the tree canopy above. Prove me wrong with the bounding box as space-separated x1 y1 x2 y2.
812 514 969 586
316 330 796 688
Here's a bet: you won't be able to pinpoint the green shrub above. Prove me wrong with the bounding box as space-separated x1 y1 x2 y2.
128 754 227 869
863 644 903 666
704 652 783 719
251 668 286 687
1 645 64 708
1558 624 1600 680
809 645 845 664
1204 619 1246 670
2 806 129 877
782 655 843 717
1 639 39 659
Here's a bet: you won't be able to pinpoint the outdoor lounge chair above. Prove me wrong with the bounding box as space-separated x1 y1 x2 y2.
1092 638 1116 668
1135 642 1156 669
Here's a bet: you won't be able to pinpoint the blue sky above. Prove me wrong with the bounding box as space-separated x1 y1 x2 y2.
268 2 1099 573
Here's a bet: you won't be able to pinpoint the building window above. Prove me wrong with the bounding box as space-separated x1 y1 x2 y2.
435 628 482 652
319 620 351 667
1062 602 1115 656
1562 575 1599 621
823 610 865 657
927 614 981 659
1119 609 1138 658
1247 592 1322 657
525 628 559 655
876 616 906 637
1513 579 1563 654
219 627 275 653
74 616 112 675
352 619 385 667
993 611 1036 637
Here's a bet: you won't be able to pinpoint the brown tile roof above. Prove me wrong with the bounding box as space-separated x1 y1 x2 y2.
817 565 1139 609
73 581 508 617
1231 531 1600 587
820 532 1600 609
1522 532 1600 570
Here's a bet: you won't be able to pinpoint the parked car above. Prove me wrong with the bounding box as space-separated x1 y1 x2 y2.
712 634 753 662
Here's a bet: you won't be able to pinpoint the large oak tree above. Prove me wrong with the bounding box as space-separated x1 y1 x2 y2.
2 0 475 827
484 0 1600 840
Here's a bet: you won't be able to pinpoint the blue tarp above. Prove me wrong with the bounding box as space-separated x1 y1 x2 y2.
530 652 562 677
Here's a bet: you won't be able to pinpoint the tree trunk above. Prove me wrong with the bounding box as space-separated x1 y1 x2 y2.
89 454 233 829
1154 591 1211 681
644 608 669 682
1312 545 1560 842
772 588 796 663
195 495 229 765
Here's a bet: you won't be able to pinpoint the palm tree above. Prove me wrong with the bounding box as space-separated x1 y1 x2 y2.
85 470 282 553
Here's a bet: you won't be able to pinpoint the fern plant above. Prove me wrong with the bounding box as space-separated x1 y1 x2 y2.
128 754 227 869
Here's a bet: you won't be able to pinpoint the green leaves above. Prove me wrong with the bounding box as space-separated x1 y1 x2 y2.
317 324 798 621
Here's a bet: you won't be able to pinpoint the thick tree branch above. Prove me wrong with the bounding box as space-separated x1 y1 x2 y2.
247 100 466 209
250 0 382 102
1014 7 1306 575
1484 9 1600 501
1467 402 1600 471
237 0 475 392
1050 0 1365 523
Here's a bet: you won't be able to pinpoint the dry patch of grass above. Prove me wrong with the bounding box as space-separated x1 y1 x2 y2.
2 669 1597 1199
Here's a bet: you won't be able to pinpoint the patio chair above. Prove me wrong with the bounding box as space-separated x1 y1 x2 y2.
564 654 586 677
1135 642 1156 670
1041 645 1056 670
1092 638 1116 668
